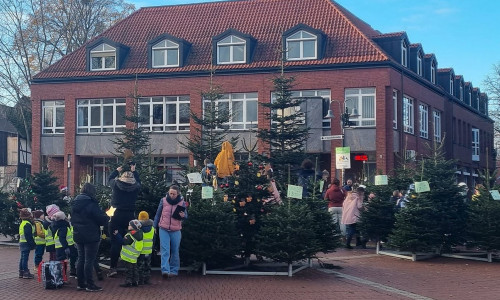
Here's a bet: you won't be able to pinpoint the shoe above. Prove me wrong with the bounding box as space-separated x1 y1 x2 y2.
96 272 104 281
119 282 133 288
69 272 77 278
168 273 178 278
132 282 138 287
345 245 353 249
18 271 23 278
22 271 34 279
86 284 103 292
162 273 168 279
77 285 86 291
107 268 117 277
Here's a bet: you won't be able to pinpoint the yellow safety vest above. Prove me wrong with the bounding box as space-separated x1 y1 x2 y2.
141 227 155 255
34 220 46 245
120 233 143 263
45 226 55 247
54 226 75 248
19 220 34 243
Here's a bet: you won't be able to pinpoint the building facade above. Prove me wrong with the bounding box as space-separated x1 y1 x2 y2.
30 0 494 194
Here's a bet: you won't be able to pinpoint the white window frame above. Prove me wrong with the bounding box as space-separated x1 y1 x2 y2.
90 43 116 71
450 75 454 95
345 88 376 127
205 92 258 130
138 96 190 132
279 90 331 128
433 110 441 142
393 90 398 129
472 128 479 161
417 51 422 76
419 104 428 139
152 39 180 68
77 98 126 133
431 61 436 84
286 30 317 61
401 40 408 67
217 35 246 64
403 96 414 134
92 157 118 185
42 100 65 134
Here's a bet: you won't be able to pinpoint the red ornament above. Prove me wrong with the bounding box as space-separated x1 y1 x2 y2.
220 184 225 188
247 161 253 166
16 201 23 208
257 185 263 190
225 183 229 187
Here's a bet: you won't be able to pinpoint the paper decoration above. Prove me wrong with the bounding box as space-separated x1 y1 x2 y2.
490 190 500 200
335 147 351 169
319 180 325 193
106 206 116 217
201 186 214 199
187 172 203 183
374 175 388 185
414 181 430 193
287 184 303 199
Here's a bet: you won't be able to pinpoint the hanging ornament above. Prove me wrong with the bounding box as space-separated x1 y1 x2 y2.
246 196 253 202
231 199 236 204
247 161 253 166
233 208 236 213
234 180 239 186
223 194 229 202
256 185 263 190
235 164 240 171
243 212 248 216
249 219 256 225
225 183 229 187
239 201 246 207
256 173 261 178
16 201 23 208
258 164 264 170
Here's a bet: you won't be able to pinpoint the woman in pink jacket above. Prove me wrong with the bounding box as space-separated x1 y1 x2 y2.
341 184 365 249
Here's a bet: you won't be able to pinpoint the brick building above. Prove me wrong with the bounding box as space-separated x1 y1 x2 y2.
30 0 494 194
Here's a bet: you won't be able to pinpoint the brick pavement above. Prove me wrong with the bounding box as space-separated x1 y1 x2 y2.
0 242 499 300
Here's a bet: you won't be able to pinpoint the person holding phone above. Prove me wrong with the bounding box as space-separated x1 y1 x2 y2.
153 185 187 278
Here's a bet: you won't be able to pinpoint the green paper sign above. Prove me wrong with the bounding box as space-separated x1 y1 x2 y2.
490 190 500 200
201 186 214 199
287 184 303 199
319 180 325 193
414 181 430 193
374 175 388 185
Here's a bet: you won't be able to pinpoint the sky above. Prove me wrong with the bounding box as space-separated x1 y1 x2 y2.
129 0 500 91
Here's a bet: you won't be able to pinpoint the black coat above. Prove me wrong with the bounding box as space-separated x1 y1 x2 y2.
108 170 141 211
71 193 109 244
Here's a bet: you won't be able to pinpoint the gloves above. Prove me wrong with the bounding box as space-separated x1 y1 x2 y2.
64 248 71 256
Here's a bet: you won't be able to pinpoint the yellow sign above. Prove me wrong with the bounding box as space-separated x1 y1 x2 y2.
287 184 303 199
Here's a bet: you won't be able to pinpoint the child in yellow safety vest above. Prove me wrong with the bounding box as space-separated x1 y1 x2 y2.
51 211 78 278
43 204 60 261
18 208 35 279
113 219 143 288
137 211 154 285
32 210 46 271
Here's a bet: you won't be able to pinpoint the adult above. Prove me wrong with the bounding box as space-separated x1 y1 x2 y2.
343 179 353 191
297 159 318 197
153 185 187 278
324 178 346 235
341 184 364 249
108 164 141 277
71 183 109 292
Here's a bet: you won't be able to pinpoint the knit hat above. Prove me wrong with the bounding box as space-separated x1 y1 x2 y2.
53 211 66 221
19 208 32 220
118 171 136 185
129 219 142 231
46 204 60 218
138 211 149 221
32 210 44 219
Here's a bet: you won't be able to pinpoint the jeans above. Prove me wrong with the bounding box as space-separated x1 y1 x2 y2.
159 228 181 275
34 244 45 268
328 207 346 236
19 249 31 272
76 241 100 287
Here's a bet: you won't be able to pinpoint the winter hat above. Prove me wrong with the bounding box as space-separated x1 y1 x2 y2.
46 204 60 218
129 219 142 231
138 211 149 221
118 171 136 185
32 210 44 219
19 208 32 220
53 211 66 221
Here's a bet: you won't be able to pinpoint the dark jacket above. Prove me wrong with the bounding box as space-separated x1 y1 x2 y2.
115 229 143 246
108 170 141 211
20 221 35 250
50 219 71 249
71 193 109 244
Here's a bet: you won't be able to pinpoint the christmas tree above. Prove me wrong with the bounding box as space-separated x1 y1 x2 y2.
466 186 500 251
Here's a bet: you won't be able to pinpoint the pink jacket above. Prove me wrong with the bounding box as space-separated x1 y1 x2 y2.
158 197 185 231
341 192 363 225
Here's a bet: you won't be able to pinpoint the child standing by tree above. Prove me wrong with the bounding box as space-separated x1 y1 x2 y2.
114 219 143 287
137 211 154 285
52 211 78 278
18 208 35 279
32 210 46 271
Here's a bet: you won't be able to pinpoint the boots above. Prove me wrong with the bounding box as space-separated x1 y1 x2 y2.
22 270 34 279
345 235 353 249
18 270 23 278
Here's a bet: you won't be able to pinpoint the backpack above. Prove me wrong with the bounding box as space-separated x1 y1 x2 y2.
35 220 45 238
38 261 66 289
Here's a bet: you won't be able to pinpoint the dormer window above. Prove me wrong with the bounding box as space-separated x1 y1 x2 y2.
431 61 436 84
90 43 116 71
152 39 179 67
401 40 408 67
416 51 423 76
217 35 246 64
286 30 317 60
459 85 463 101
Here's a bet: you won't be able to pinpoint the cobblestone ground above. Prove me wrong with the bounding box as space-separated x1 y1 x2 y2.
1 242 499 300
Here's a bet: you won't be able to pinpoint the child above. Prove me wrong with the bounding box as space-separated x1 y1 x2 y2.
43 204 60 261
18 208 35 279
114 220 143 287
51 211 78 278
137 211 154 285
32 210 46 271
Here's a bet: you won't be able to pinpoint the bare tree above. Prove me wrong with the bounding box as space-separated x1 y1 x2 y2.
483 62 500 134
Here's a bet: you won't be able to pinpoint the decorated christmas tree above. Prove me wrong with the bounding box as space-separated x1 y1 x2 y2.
466 185 500 251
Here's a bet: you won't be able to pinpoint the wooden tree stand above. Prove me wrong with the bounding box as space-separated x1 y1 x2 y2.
202 258 312 277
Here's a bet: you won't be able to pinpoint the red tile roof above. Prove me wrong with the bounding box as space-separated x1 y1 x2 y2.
33 0 390 80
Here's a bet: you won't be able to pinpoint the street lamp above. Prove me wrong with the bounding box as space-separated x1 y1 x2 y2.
324 99 359 184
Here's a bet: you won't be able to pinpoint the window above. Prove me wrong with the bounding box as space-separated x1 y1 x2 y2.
450 75 454 95
431 61 436 84
434 110 441 143
152 39 179 67
139 96 190 131
403 96 414 134
90 43 116 71
393 90 398 129
416 51 423 76
92 157 118 185
77 98 126 133
283 90 331 128
217 35 246 64
345 88 376 127
42 101 65 134
419 104 428 139
472 128 479 161
286 30 317 60
204 92 258 130
459 85 463 101
401 40 408 67
155 156 189 184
